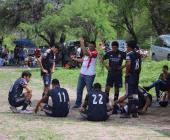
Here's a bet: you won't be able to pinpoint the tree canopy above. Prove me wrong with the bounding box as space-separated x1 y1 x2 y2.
0 0 169 49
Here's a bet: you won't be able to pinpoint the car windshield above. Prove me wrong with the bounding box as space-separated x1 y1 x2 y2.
163 36 170 46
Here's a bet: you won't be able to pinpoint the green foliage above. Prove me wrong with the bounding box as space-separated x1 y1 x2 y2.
0 0 170 49
62 0 116 41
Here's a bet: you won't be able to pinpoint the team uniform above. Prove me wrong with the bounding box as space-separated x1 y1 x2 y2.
8 78 28 107
125 51 141 96
41 49 56 86
103 51 126 88
43 87 70 117
82 91 108 121
125 51 141 116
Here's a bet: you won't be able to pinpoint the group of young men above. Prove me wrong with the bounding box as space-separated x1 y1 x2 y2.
8 38 170 121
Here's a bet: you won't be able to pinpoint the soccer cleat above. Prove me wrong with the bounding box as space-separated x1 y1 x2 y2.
10 106 19 113
20 109 33 114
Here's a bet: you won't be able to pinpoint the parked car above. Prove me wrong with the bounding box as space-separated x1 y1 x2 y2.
151 35 170 61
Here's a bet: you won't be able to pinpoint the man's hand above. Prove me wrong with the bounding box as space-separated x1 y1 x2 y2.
42 69 48 74
34 107 39 114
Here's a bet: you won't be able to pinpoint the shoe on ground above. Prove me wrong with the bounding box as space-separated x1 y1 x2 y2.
20 109 33 114
10 106 19 113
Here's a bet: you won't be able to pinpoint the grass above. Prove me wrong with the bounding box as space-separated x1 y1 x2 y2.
0 59 170 140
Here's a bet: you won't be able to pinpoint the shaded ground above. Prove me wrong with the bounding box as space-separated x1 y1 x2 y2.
0 68 170 140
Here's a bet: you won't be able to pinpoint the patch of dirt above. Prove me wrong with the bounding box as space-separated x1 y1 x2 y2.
0 68 170 140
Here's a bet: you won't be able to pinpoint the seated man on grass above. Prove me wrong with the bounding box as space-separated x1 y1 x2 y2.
80 83 112 121
35 79 70 117
113 86 152 115
8 71 32 114
144 65 169 102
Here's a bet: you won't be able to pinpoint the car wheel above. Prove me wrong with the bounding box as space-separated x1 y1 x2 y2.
167 54 170 61
152 54 157 61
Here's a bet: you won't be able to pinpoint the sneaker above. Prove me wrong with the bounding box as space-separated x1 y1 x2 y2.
72 104 81 109
10 106 19 113
120 113 131 118
20 109 33 114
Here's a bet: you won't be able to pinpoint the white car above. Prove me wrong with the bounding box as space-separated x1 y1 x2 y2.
151 35 170 61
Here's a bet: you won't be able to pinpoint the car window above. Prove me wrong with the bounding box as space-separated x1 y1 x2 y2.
154 38 164 47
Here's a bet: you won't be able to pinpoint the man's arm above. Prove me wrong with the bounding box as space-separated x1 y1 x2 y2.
80 95 88 112
115 95 127 104
80 38 89 56
37 56 48 73
35 96 48 113
100 54 110 71
51 62 55 73
126 60 131 76
141 96 151 114
24 85 32 93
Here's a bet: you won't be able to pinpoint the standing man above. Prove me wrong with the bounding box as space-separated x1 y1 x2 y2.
71 38 98 108
101 41 126 102
121 40 141 118
37 44 59 98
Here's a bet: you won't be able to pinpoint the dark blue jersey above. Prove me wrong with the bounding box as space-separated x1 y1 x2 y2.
87 91 108 121
9 78 27 98
41 49 56 75
103 51 126 72
46 87 70 116
126 51 141 75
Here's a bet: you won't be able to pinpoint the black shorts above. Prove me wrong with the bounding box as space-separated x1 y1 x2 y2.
125 75 139 96
106 72 122 88
42 74 52 86
8 94 26 107
42 104 68 117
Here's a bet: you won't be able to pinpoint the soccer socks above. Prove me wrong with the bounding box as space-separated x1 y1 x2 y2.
113 88 120 101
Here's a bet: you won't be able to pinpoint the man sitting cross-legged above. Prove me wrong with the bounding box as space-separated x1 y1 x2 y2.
80 83 112 121
8 71 32 114
35 79 70 117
